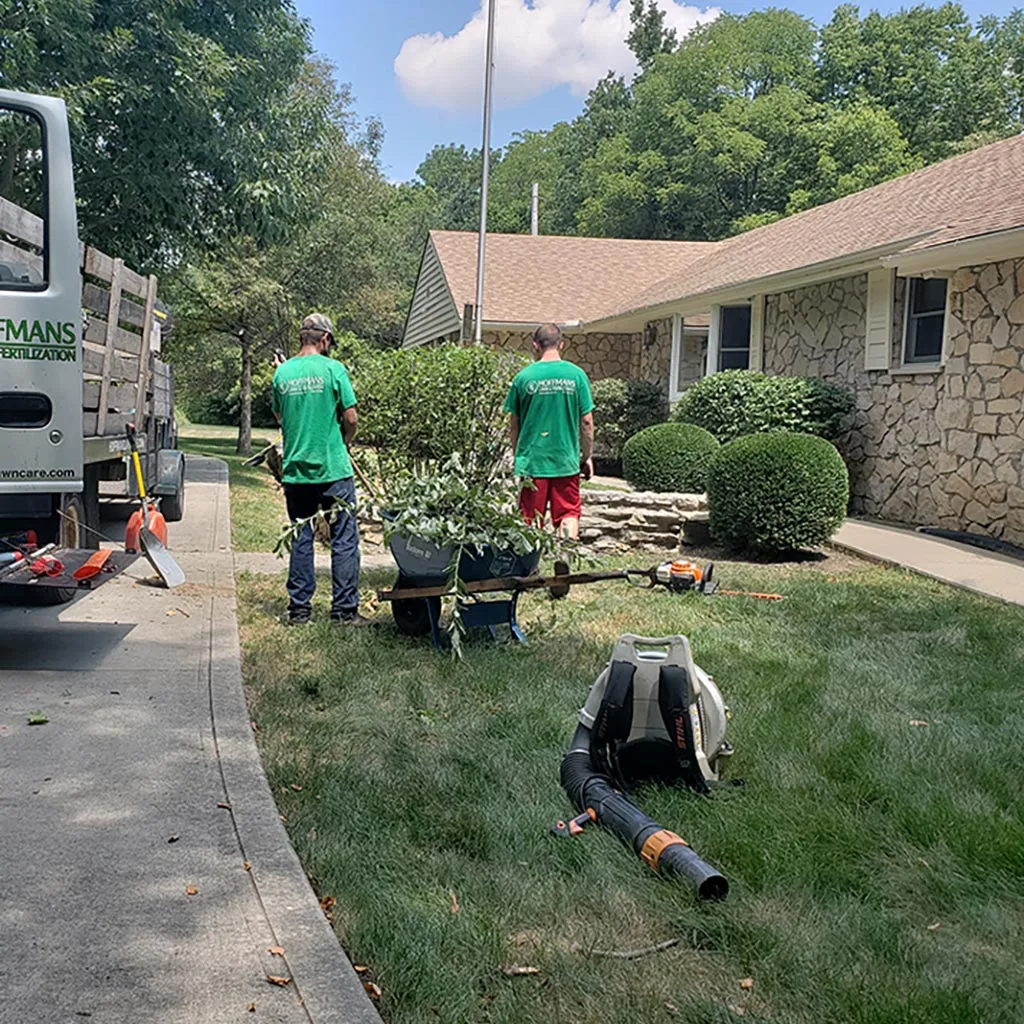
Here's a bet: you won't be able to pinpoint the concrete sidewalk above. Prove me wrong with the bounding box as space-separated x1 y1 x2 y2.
0 457 378 1024
833 519 1024 607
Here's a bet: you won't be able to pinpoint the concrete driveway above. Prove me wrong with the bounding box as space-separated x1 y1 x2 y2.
0 457 378 1024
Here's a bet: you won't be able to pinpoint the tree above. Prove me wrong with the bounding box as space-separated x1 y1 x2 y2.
628 0 678 69
415 144 484 232
1 0 310 269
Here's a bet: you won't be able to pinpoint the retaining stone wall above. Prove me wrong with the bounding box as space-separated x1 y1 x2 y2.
581 489 708 553
764 260 1024 545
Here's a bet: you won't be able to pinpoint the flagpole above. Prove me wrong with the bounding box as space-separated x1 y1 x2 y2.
474 0 497 345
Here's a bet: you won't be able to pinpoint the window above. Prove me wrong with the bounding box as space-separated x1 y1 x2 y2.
718 305 751 370
0 104 47 290
669 315 710 403
903 277 947 365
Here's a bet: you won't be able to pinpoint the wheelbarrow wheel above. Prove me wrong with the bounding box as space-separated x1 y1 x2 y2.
391 576 441 637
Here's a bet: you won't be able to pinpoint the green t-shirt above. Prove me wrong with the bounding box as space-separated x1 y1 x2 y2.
271 354 356 485
503 359 594 479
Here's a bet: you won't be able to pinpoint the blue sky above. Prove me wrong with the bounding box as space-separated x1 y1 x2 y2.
295 0 1021 184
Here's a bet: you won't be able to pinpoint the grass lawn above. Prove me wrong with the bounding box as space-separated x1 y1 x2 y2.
239 554 1024 1024
178 429 287 551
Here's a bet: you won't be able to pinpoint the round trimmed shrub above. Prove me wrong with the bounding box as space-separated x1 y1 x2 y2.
591 377 668 472
622 423 720 493
707 432 849 554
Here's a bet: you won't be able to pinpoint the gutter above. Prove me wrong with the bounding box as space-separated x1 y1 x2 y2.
582 236 933 333
881 224 1024 275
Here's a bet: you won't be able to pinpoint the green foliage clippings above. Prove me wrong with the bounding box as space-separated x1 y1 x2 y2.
673 370 854 443
622 423 720 493
707 431 849 554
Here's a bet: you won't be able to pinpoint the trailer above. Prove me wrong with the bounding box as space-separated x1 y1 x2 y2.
0 89 185 604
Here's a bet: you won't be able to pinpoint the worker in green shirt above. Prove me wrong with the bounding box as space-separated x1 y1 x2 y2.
272 313 372 627
504 323 595 542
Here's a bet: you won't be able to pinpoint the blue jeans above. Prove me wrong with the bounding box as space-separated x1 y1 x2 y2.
283 478 360 617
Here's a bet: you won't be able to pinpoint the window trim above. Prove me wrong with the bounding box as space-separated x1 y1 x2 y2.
668 314 710 404
901 275 950 368
0 101 49 293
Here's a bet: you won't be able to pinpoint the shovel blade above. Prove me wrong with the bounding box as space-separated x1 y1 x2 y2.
141 528 186 588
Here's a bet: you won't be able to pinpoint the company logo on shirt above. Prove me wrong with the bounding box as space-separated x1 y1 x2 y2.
526 378 577 396
277 376 326 396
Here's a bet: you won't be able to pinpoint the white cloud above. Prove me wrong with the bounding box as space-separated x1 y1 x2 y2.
394 0 720 112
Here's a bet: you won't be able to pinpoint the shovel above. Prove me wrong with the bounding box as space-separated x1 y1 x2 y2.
126 425 186 589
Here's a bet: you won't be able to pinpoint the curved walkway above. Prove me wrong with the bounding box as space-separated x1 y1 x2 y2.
0 457 378 1024
834 518 1024 607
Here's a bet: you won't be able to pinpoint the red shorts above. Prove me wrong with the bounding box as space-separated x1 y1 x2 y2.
519 475 581 527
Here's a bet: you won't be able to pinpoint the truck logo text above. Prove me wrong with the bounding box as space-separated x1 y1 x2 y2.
0 319 78 363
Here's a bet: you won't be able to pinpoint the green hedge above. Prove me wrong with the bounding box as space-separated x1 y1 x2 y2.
672 370 854 443
622 423 720 493
707 432 849 554
591 377 668 470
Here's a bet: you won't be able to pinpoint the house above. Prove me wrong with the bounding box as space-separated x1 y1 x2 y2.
404 134 1024 547
402 231 712 397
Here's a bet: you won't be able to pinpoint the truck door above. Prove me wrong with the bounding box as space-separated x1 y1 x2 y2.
0 90 83 495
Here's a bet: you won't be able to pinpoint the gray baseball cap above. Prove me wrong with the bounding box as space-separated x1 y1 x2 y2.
301 312 334 334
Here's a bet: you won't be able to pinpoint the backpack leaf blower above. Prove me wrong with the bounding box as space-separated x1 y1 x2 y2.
556 635 735 901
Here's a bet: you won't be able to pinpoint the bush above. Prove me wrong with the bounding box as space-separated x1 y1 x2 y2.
707 432 849 554
591 378 668 470
622 423 720 493
672 370 854 443
354 343 527 498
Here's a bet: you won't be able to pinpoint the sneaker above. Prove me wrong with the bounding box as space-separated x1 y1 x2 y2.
285 610 311 627
331 611 376 627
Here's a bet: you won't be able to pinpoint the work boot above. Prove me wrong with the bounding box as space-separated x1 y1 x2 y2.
331 611 375 627
549 557 571 600
285 609 311 627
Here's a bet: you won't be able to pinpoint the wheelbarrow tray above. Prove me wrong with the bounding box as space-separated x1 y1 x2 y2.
389 534 540 587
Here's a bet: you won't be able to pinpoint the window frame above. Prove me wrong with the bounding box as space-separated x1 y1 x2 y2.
901 276 949 367
0 101 49 293
668 314 710 404
717 304 752 372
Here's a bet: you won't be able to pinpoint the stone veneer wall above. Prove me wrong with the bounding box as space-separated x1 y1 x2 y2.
483 329 639 380
638 318 674 392
764 259 1024 545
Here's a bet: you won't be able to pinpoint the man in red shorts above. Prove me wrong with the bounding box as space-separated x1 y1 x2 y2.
504 323 595 544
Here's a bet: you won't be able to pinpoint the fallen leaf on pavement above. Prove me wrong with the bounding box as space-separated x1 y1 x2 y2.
266 975 291 987
910 720 929 727
500 965 541 977
27 712 49 726
244 861 252 872
217 802 232 810
246 1004 256 1013
268 946 285 957
185 886 198 896
354 965 369 974
450 890 460 915
927 922 941 931
739 978 754 991
320 896 335 912
364 982 382 1000
167 835 179 843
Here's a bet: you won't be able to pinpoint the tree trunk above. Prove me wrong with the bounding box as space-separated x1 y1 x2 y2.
237 333 253 456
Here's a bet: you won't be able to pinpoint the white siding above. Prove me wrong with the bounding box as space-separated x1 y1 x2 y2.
864 269 894 370
402 237 462 348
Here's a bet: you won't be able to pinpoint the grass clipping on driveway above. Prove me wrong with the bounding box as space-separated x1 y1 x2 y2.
238 558 1024 1024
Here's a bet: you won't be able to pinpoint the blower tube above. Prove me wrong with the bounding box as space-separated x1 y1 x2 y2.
561 724 728 901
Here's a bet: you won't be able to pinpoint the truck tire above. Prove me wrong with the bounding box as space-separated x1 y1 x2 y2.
161 459 186 523
28 493 88 606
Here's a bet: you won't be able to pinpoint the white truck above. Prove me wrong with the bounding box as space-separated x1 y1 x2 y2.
0 89 185 603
